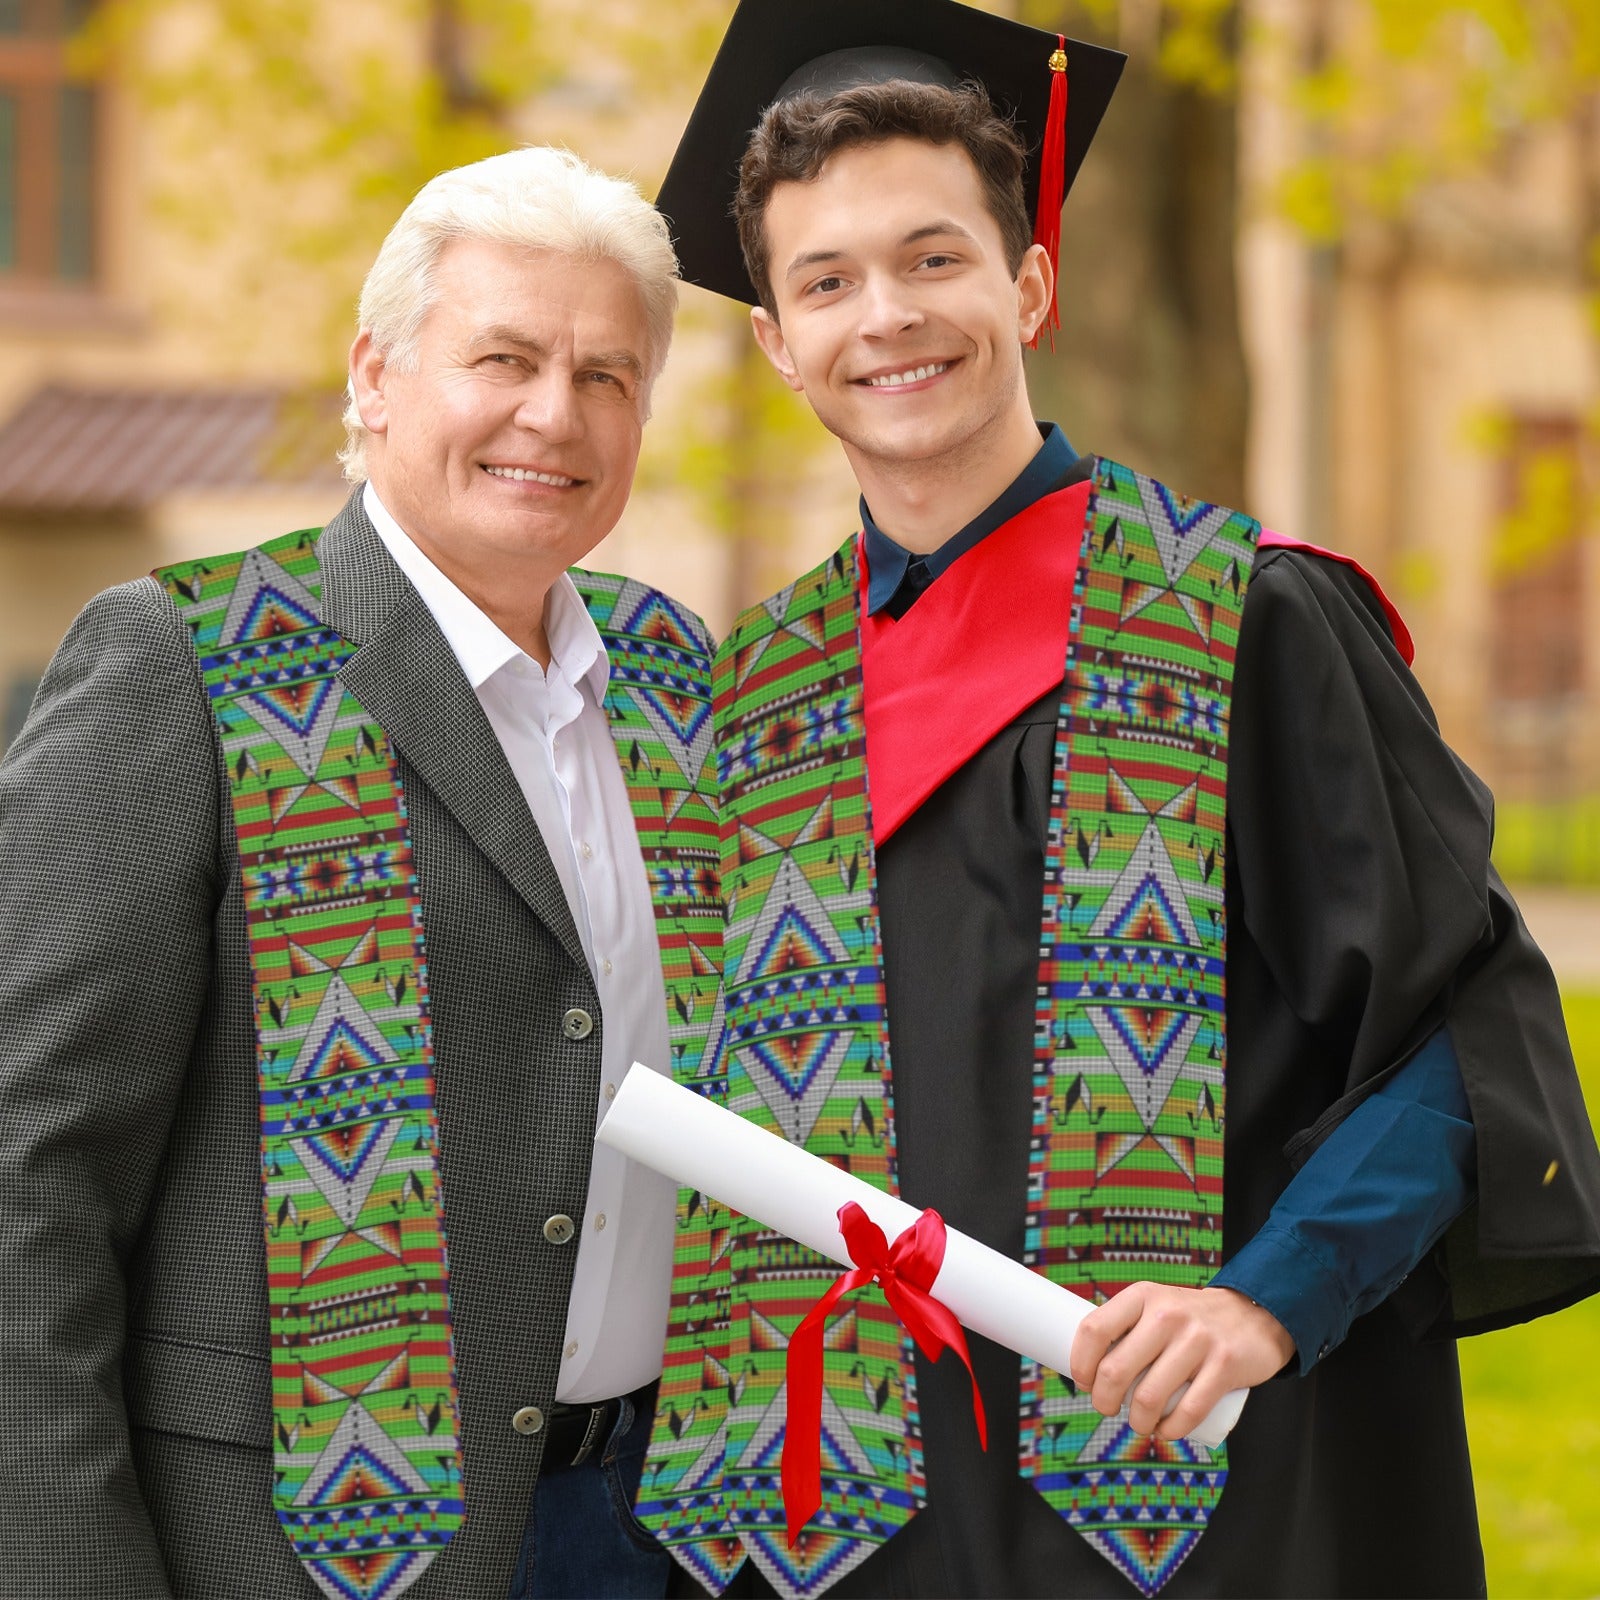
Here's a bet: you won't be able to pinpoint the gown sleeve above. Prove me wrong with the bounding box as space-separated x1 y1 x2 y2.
1226 547 1600 1336
1212 1025 1475 1368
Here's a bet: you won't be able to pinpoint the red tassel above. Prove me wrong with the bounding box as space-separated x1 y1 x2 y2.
1029 37 1069 352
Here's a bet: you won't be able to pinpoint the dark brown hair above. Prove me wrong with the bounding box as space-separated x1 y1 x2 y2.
735 79 1032 315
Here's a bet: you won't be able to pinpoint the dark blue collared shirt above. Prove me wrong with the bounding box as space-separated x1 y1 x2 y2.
861 419 1478 1368
863 423 1084 618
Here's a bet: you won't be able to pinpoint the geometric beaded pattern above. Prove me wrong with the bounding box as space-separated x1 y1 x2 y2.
571 573 739 1594
156 530 462 1600
1018 459 1258 1597
647 549 924 1599
153 540 722 1600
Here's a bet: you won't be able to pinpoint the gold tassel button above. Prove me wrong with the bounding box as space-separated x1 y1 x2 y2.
1049 47 1069 72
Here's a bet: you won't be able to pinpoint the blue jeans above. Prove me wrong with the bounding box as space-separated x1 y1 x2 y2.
508 1387 671 1599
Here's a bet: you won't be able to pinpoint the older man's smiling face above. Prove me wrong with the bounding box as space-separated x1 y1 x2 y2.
355 236 652 592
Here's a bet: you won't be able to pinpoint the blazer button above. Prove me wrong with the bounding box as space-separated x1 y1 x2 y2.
543 1214 576 1245
561 1007 594 1040
512 1405 545 1436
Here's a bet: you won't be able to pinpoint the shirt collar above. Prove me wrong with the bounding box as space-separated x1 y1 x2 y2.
862 422 1079 616
362 481 609 699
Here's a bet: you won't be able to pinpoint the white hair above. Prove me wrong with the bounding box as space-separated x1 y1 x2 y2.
340 145 679 482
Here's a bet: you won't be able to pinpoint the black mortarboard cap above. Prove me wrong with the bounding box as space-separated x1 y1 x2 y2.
658 0 1127 308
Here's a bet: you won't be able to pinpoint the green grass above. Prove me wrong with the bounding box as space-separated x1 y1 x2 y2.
1459 990 1600 1597
1492 799 1600 887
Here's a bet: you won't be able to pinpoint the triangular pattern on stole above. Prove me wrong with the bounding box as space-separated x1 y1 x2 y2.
615 588 715 778
792 788 838 849
1118 578 1217 645
1133 477 1234 589
1086 1529 1209 1600
1066 1412 1219 1599
727 580 799 693
303 1549 432 1600
735 1032 855 1149
615 579 707 656
1084 1008 1204 1131
1090 1127 1199 1185
220 547 323 645
287 976 401 1084
733 1382 876 1479
1087 820 1202 949
286 919 382 979
733 855 848 987
248 675 341 738
238 672 349 782
1074 1412 1214 1473
290 1118 405 1232
744 1527 880 1600
293 1401 431 1505
213 552 347 778
299 1349 411 1407
736 1386 886 1599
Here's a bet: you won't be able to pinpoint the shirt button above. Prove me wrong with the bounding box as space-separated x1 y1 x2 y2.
603 1083 617 1102
543 1214 576 1246
564 1341 579 1360
602 958 614 976
561 1007 593 1040
581 841 594 860
512 1405 545 1435
594 1213 607 1232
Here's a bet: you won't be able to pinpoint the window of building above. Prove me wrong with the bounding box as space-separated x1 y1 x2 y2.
0 0 97 285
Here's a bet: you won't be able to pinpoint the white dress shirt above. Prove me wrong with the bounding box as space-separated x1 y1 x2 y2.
364 483 675 1403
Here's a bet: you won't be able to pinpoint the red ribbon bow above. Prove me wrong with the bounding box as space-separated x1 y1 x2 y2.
782 1202 988 1545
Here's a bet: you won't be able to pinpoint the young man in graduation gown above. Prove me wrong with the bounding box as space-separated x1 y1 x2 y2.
630 4 1600 1598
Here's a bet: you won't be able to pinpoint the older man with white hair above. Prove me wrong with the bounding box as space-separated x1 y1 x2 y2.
0 147 716 1600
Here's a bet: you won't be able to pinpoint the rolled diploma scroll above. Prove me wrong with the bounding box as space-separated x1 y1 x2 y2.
599 1062 1245 1449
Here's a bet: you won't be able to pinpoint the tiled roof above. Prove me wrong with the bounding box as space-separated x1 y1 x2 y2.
0 385 347 512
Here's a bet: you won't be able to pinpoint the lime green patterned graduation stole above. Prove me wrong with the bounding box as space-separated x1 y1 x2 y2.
574 567 732 1564
650 459 1258 1600
570 576 723 1092
575 572 745 1589
156 537 723 1600
1019 460 1257 1595
644 546 918 1600
158 530 462 1600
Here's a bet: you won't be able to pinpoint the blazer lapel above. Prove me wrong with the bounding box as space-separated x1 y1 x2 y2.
315 492 589 973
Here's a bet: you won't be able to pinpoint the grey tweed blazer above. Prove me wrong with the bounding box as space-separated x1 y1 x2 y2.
0 494 687 1598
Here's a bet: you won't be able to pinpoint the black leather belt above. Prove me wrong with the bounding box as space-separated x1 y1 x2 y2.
543 1379 658 1470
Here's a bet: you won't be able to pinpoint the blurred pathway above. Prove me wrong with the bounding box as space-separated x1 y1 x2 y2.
1507 885 1600 991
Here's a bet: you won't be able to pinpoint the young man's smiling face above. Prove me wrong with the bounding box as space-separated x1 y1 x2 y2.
751 136 1049 478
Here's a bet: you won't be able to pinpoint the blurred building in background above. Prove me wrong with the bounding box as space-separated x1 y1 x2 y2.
2 0 1597 879
1237 0 1600 881
0 0 350 740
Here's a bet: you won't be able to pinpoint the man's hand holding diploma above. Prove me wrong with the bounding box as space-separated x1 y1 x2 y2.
1071 1283 1296 1441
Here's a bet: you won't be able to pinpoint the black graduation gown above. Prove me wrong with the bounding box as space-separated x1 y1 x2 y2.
727 542 1600 1600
